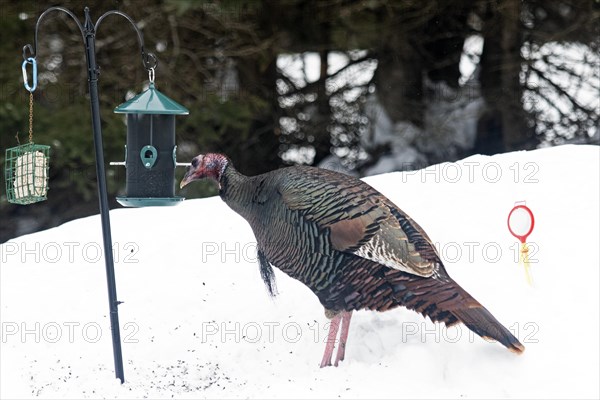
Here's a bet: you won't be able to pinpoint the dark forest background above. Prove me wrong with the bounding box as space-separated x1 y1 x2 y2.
1 0 598 242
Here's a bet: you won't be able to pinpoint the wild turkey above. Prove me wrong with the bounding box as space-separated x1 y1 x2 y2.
180 153 525 367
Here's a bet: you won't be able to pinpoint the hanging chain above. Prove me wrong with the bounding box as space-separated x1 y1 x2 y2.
21 57 37 144
28 92 34 143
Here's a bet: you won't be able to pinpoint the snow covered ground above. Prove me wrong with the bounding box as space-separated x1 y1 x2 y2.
1 144 598 399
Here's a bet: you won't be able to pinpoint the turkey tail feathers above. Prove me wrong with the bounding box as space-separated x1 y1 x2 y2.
385 270 525 354
452 306 525 354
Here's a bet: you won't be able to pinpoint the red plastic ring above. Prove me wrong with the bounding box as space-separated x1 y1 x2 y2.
507 204 535 243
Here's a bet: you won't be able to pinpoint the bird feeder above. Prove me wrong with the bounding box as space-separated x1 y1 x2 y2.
5 143 50 205
112 73 189 207
5 57 50 205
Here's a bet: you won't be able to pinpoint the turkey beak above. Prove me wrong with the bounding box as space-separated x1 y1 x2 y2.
180 166 197 189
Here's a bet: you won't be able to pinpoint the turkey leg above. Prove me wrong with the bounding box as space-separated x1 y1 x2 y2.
334 311 353 366
320 313 342 367
320 311 353 367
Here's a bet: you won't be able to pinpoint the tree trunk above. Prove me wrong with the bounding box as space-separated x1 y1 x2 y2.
477 0 534 154
423 2 471 89
236 56 281 174
375 33 424 127
312 48 333 165
500 0 533 150
233 1 283 174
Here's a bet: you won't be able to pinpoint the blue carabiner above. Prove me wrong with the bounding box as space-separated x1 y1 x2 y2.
22 57 37 92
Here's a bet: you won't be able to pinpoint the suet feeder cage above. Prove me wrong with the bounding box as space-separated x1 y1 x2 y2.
112 80 189 207
5 143 50 205
5 57 50 205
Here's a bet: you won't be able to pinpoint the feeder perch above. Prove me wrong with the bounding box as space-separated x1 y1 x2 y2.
5 143 50 205
112 82 189 207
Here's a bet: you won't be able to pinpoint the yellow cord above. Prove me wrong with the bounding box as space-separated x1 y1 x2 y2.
520 243 533 285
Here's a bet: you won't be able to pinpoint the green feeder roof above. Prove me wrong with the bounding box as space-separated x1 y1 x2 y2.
114 83 189 115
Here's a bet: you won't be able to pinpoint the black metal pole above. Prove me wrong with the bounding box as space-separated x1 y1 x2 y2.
82 7 125 383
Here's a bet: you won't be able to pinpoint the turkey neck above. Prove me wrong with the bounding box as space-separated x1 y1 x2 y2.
219 163 257 220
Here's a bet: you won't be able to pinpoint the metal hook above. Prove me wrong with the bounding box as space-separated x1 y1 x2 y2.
22 44 35 61
148 67 155 83
22 57 37 92
143 52 158 70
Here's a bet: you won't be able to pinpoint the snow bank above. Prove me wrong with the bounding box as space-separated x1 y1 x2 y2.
1 145 598 399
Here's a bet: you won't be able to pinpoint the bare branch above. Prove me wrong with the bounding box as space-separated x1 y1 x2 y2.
528 64 595 115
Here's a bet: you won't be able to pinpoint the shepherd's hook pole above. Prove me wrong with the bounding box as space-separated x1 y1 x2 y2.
82 7 125 383
24 5 158 383
21 5 142 384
